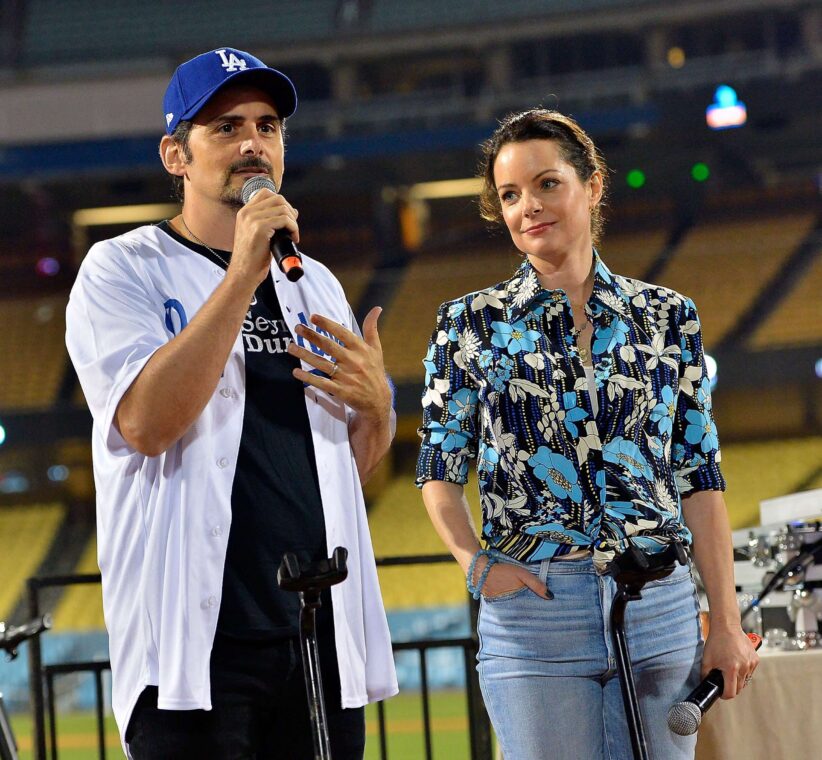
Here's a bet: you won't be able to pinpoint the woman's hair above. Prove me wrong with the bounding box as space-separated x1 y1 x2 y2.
478 109 609 246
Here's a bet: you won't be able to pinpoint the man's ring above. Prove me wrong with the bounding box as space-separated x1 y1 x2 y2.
329 363 339 379
744 675 753 685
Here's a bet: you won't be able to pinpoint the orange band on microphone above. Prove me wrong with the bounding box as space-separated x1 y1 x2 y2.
747 632 763 650
282 256 304 282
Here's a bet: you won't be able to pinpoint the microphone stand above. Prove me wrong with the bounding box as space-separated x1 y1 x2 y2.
278 547 348 760
604 542 688 760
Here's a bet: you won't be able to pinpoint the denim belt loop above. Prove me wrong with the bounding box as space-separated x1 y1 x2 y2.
538 556 556 600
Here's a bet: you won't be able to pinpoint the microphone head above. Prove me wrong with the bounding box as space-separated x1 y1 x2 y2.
241 175 277 205
667 702 702 736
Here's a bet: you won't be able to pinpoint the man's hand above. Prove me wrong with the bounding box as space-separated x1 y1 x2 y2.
288 307 392 482
287 307 391 421
229 187 299 287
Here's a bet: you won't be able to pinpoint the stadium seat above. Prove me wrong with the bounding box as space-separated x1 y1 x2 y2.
655 213 815 349
51 535 105 632
0 504 65 620
0 296 68 411
750 238 822 349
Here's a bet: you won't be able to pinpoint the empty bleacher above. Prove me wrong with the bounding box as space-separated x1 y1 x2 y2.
749 240 822 350
654 213 816 349
20 0 338 66
0 503 65 620
332 263 374 316
598 229 668 281
713 385 810 442
0 296 68 411
52 535 104 632
368 471 482 610
380 244 521 382
719 436 822 529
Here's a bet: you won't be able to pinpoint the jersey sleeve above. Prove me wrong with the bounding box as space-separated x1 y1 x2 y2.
66 240 168 456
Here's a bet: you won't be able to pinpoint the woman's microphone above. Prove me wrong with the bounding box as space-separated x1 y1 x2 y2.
240 176 304 282
667 632 761 736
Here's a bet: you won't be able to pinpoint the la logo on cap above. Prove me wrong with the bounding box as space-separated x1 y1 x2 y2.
215 49 247 73
165 113 174 126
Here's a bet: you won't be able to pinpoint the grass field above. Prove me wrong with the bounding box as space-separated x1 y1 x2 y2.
9 690 486 759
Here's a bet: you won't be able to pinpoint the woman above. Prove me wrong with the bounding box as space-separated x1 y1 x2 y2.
416 109 757 759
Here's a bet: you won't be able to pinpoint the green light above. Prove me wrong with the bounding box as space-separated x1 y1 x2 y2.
626 169 646 189
691 162 710 182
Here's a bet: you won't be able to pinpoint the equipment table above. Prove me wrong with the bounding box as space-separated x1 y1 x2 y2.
695 647 822 759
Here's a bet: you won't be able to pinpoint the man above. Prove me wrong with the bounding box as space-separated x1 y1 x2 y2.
66 47 398 759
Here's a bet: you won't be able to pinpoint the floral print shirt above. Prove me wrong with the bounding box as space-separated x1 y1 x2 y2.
415 252 725 570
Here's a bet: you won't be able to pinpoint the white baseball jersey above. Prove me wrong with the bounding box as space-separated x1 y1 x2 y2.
65 225 398 753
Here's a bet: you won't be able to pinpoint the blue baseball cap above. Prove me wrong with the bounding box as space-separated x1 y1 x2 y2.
163 47 298 134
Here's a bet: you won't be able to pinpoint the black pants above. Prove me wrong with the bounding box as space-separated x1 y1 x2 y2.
125 633 365 759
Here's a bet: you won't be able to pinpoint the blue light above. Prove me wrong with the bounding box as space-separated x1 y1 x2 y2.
47 465 70 482
706 85 747 130
715 85 736 107
0 471 29 494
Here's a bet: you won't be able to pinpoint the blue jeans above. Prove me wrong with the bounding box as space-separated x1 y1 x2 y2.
477 556 703 760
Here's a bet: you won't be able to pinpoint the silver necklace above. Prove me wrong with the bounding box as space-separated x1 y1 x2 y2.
179 218 231 269
571 313 594 364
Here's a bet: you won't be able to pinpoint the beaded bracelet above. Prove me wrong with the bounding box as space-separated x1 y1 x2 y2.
466 549 497 600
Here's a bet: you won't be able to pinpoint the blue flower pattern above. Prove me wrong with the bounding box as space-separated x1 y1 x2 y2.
649 385 676 437
491 319 542 355
416 254 725 567
562 391 588 436
528 448 583 502
448 387 478 421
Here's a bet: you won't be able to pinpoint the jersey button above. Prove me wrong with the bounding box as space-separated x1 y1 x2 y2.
201 596 218 610
220 388 233 398
211 525 223 537
217 457 229 468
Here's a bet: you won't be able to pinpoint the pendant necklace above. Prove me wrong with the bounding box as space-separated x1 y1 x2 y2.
573 317 593 365
179 218 231 269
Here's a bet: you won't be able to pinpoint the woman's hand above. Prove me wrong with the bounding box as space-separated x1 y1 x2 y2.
701 625 759 699
473 556 552 600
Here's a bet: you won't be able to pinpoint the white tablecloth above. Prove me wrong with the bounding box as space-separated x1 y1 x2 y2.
695 648 822 760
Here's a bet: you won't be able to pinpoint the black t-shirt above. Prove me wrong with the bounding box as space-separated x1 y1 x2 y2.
157 222 332 640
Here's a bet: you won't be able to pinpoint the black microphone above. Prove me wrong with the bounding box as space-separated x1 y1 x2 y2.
667 632 761 736
667 669 724 736
240 175 304 282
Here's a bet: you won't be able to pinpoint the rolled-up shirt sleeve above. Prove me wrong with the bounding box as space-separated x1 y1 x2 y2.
671 297 726 495
415 303 479 487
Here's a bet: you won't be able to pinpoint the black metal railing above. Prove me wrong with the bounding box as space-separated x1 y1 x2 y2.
26 574 104 760
373 554 491 760
43 661 109 760
25 555 492 760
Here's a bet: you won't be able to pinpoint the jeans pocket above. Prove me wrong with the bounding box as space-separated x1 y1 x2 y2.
482 585 532 603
